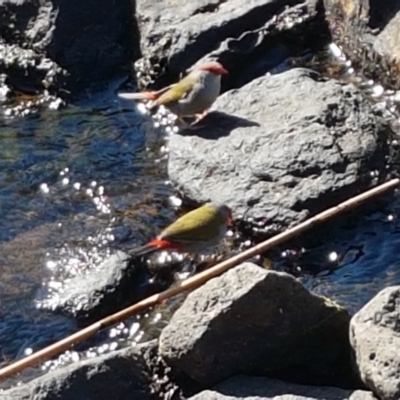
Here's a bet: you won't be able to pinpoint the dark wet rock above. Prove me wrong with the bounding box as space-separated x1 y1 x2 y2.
134 0 315 89
0 342 154 400
350 286 400 400
38 251 171 325
168 68 387 233
0 0 138 97
189 376 377 400
159 262 355 387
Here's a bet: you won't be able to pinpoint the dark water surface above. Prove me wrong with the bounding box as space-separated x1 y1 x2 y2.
1 76 400 386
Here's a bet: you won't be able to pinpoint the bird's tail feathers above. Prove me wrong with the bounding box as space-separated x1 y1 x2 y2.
128 239 171 257
118 91 159 101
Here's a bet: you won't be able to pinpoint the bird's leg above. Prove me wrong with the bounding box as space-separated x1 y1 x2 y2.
176 111 208 130
176 116 192 128
191 109 209 126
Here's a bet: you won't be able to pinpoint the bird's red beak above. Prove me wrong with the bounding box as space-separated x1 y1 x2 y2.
217 66 229 75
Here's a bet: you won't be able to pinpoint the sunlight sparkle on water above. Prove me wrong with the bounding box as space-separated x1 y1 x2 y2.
37 243 114 311
132 330 144 343
39 183 50 194
152 312 162 323
24 348 33 356
45 260 57 270
168 195 182 207
328 251 338 262
48 97 64 110
160 145 169 154
109 342 118 351
137 102 147 114
371 85 384 97
129 322 140 337
226 229 234 238
155 251 173 264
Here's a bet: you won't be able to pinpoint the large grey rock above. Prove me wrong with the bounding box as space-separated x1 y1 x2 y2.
135 0 305 82
350 286 400 400
159 263 354 387
168 68 386 232
189 376 377 399
0 343 154 400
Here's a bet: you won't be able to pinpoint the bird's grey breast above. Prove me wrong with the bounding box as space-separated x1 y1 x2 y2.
178 71 221 115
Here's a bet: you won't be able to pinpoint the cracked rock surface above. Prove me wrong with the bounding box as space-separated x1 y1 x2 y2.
168 68 388 233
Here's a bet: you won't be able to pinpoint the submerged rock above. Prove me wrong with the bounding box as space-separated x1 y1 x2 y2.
350 286 400 400
159 262 355 387
189 376 377 400
37 251 172 325
168 68 387 233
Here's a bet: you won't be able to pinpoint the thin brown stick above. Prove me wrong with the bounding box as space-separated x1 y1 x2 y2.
0 178 399 381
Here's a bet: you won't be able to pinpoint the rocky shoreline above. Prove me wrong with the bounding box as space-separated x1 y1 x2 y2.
1 0 400 399
4 262 400 399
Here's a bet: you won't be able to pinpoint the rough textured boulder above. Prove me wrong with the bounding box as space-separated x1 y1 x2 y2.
0 343 154 400
159 263 355 387
37 251 170 325
350 286 400 400
189 376 377 400
168 68 386 232
135 0 306 84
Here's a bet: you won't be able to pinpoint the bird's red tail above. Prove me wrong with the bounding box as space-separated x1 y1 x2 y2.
128 239 174 257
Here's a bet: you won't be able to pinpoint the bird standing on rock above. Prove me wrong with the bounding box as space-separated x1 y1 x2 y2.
129 202 233 257
118 61 228 127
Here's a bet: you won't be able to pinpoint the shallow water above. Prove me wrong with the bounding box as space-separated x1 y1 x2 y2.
0 78 180 376
1 73 400 386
